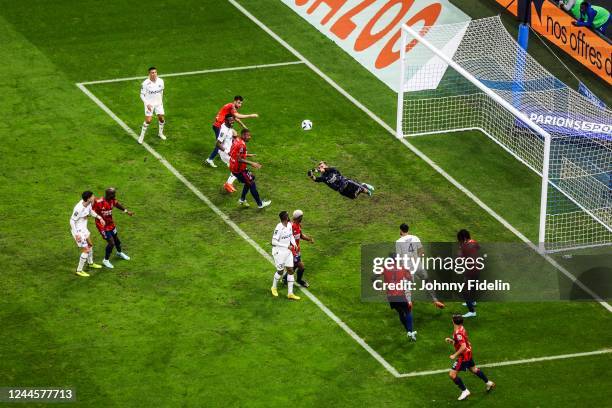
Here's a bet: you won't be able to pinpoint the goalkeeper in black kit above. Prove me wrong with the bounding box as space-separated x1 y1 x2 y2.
308 161 374 199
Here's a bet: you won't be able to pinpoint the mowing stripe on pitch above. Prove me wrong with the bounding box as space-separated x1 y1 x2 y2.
229 0 612 313
77 79 611 381
79 61 305 85
398 349 612 377
77 53 612 377
75 82 401 378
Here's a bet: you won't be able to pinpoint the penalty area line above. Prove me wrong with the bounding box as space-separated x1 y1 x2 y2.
399 348 612 377
75 82 401 379
78 61 305 85
76 81 610 380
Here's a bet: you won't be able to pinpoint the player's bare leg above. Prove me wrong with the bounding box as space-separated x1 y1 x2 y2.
433 300 446 309
157 114 166 140
415 269 445 309
469 366 495 392
449 370 470 401
139 114 153 144
424 277 445 308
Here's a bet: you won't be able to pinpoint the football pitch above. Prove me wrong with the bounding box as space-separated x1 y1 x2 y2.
1 0 611 406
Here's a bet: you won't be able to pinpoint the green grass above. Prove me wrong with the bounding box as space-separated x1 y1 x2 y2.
1 1 610 407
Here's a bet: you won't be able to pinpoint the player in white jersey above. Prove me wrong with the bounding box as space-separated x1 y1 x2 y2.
70 191 105 277
395 223 445 309
271 211 300 300
138 67 166 144
215 114 238 193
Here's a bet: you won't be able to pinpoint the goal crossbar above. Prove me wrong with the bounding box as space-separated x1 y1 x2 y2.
398 19 612 252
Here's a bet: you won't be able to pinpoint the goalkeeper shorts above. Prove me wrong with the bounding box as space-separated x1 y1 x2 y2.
339 179 363 199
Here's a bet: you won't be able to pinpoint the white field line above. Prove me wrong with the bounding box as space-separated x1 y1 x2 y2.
75 82 401 378
78 78 612 382
79 61 304 85
77 10 612 374
398 349 612 377
228 0 612 313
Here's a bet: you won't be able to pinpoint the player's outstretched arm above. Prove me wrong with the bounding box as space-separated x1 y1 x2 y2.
239 158 261 169
302 233 314 244
234 112 258 120
115 202 134 216
234 118 248 129
233 113 258 130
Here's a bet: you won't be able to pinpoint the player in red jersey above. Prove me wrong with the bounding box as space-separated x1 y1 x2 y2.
457 229 481 318
205 95 259 167
382 255 416 341
93 187 134 269
290 209 314 287
446 314 495 400
229 129 271 209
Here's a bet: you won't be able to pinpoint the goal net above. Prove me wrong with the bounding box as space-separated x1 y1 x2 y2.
397 16 611 252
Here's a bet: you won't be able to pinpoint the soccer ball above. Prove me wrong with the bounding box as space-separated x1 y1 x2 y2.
301 119 313 131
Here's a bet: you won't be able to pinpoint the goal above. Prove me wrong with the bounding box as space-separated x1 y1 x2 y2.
397 16 612 253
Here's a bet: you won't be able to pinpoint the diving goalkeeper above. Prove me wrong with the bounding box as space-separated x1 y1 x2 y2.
308 161 374 199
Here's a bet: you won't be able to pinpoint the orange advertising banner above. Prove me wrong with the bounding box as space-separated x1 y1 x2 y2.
494 0 612 84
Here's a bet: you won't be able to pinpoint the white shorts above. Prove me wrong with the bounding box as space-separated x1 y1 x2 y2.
145 103 165 116
72 229 91 248
272 247 294 270
219 150 230 165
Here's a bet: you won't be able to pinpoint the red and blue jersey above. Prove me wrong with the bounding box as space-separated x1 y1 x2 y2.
229 138 247 173
459 239 480 276
214 102 237 128
93 198 117 232
453 326 473 361
291 222 302 256
382 266 411 300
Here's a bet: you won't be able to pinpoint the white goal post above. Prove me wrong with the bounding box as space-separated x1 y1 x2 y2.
397 17 612 253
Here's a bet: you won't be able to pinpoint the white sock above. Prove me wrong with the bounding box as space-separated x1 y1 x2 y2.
227 174 236 184
287 274 295 295
272 271 282 289
140 122 149 137
87 248 93 264
77 253 88 272
159 121 165 135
